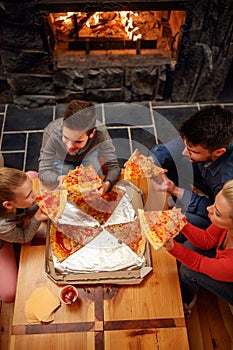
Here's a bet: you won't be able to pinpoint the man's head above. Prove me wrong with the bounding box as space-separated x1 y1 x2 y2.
179 105 233 162
62 100 96 153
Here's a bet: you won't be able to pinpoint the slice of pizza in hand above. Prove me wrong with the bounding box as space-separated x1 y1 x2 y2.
62 164 103 194
105 218 146 257
36 189 67 222
124 149 166 179
138 207 187 251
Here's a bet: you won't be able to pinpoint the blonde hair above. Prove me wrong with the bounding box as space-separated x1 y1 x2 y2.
221 180 233 218
0 167 27 213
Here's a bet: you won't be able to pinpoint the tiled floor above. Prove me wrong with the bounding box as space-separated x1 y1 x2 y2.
0 101 233 172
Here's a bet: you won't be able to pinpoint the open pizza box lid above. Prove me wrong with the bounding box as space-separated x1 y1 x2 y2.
45 180 153 285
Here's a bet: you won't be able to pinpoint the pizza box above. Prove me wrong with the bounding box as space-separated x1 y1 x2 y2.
45 180 153 285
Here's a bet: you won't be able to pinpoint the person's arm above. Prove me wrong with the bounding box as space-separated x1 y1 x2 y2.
39 121 62 186
152 173 213 214
180 222 223 249
165 238 233 282
0 209 48 244
98 129 121 188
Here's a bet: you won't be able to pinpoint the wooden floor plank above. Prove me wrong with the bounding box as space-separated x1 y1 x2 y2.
188 288 233 350
185 305 205 350
204 292 232 350
0 302 14 350
217 298 233 349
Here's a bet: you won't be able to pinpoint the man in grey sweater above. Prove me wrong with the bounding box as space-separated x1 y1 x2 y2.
39 100 121 194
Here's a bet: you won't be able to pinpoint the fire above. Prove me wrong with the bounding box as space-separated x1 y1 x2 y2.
120 11 142 41
58 12 74 21
55 11 142 42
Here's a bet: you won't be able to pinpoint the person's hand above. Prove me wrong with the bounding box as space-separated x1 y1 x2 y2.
57 175 66 188
96 180 111 195
151 174 184 199
152 174 170 192
34 208 49 222
163 238 175 250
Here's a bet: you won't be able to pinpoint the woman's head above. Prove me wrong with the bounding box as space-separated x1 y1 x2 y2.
207 180 233 230
0 167 36 213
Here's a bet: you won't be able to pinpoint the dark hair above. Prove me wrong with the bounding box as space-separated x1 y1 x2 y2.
179 105 233 151
63 100 96 134
63 100 94 120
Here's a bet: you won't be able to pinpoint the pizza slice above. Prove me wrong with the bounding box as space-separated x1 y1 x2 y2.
36 189 67 221
67 193 112 225
105 218 146 257
50 223 83 262
138 207 187 250
124 149 166 179
79 187 125 214
56 222 102 244
62 164 103 194
67 188 125 225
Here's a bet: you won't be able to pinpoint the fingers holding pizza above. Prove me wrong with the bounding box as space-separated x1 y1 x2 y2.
163 238 175 251
138 207 187 251
34 208 49 222
151 173 185 200
57 175 67 188
96 180 112 195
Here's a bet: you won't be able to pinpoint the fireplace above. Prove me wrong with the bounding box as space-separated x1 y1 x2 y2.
45 10 184 57
0 0 232 107
38 1 186 103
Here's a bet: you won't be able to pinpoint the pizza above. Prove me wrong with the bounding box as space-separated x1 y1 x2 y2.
124 149 166 179
105 218 146 257
68 187 125 225
50 223 102 262
62 164 103 194
50 223 83 262
56 222 102 243
138 207 187 250
36 189 67 222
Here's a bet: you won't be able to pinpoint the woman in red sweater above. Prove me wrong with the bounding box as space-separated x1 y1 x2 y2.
164 180 233 314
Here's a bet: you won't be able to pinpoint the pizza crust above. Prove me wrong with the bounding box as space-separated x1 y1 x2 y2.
124 149 166 179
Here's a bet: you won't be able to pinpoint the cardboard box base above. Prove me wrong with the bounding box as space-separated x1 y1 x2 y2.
46 241 152 285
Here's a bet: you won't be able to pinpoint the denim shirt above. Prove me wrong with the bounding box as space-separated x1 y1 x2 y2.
149 138 233 220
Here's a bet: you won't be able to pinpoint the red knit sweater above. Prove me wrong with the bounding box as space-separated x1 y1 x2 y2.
168 223 233 282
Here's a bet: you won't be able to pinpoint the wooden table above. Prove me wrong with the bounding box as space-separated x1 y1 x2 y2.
10 243 190 350
10 176 189 349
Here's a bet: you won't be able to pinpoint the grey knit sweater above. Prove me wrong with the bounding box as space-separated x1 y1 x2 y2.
38 118 121 186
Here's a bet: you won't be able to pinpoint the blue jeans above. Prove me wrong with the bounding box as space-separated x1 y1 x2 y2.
53 150 103 176
179 241 233 305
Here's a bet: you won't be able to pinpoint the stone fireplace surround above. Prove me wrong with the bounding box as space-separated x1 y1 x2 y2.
0 0 232 108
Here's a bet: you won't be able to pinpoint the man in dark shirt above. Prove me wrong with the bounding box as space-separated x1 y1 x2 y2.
149 105 233 240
